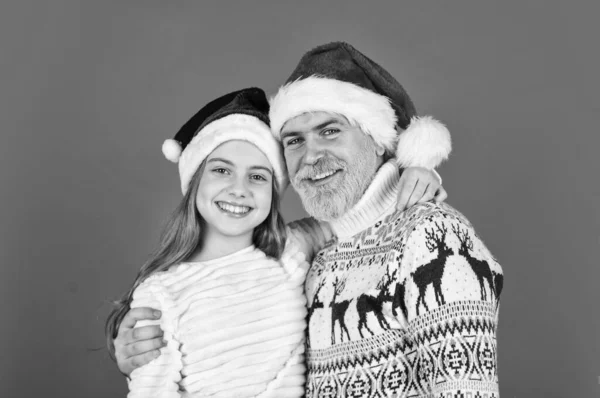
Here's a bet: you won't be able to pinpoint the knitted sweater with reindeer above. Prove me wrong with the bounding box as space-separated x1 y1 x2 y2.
304 160 503 398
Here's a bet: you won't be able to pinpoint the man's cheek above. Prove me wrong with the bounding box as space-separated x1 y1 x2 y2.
288 167 300 185
284 152 299 177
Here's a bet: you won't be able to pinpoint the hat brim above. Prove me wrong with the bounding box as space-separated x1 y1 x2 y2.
269 75 398 153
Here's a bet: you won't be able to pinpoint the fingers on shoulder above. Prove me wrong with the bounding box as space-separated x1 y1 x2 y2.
132 325 164 341
131 349 161 368
434 186 448 202
121 307 161 329
126 336 166 358
419 183 438 203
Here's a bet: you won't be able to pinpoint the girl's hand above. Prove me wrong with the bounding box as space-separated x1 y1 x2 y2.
396 167 448 211
114 307 165 376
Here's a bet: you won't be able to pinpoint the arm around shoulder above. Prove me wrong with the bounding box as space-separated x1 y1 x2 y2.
127 275 183 398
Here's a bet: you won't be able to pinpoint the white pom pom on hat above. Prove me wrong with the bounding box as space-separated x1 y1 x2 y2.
396 116 452 169
162 139 183 163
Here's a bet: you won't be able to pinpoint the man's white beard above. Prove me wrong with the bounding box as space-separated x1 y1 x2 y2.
292 147 379 222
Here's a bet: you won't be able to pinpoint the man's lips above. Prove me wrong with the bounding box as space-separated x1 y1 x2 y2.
302 169 342 187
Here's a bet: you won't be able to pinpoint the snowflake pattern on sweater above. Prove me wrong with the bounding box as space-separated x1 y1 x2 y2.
304 202 502 398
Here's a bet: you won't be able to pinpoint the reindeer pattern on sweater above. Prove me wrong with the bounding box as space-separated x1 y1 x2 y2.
304 202 502 398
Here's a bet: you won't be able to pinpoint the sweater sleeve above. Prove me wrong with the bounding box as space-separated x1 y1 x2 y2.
396 210 501 397
127 274 183 398
287 217 336 261
280 227 311 284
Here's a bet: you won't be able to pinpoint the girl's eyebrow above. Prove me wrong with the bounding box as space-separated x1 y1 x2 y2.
207 158 272 175
207 157 234 165
250 165 273 175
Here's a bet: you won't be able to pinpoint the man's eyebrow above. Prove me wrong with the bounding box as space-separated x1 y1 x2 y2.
281 118 343 140
313 118 342 131
280 130 299 141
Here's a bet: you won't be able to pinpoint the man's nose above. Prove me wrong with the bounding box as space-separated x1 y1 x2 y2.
303 138 326 165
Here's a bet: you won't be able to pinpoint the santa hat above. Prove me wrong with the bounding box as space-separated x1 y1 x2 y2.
162 87 288 194
269 42 451 169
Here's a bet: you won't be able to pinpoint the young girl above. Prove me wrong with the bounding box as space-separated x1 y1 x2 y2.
106 87 447 397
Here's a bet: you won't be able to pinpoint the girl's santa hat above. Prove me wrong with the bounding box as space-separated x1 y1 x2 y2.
269 42 451 169
162 87 288 194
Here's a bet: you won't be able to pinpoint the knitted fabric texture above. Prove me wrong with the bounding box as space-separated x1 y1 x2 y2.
304 161 503 397
127 240 309 398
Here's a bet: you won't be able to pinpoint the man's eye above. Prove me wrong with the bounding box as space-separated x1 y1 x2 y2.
285 138 302 147
322 128 340 136
250 174 267 181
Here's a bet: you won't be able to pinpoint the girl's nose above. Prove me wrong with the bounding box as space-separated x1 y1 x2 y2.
227 177 249 198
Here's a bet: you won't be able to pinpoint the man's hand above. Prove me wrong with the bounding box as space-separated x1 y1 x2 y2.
396 167 448 211
114 307 165 376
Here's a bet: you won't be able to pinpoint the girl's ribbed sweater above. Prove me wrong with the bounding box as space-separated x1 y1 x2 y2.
127 238 309 398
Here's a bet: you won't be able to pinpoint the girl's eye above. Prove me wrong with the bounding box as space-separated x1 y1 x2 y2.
213 168 230 174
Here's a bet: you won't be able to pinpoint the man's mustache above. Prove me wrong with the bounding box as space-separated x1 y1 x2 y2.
293 157 346 183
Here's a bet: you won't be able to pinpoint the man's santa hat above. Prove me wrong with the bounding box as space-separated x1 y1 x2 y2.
269 42 451 169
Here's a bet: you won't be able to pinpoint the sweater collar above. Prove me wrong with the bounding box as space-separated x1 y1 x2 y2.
186 244 257 265
330 160 400 239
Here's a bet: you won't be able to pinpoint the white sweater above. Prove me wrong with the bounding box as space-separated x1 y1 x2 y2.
127 238 309 398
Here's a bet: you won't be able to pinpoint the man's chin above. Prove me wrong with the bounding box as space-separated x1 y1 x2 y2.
300 194 348 222
305 208 341 222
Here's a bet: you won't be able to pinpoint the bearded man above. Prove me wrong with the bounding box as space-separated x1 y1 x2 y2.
267 42 502 397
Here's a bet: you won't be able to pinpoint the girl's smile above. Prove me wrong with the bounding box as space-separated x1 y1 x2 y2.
215 201 253 216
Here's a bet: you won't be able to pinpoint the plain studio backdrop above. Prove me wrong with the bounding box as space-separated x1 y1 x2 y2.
1 1 598 397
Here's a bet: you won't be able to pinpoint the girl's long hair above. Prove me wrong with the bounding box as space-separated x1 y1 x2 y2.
105 162 287 358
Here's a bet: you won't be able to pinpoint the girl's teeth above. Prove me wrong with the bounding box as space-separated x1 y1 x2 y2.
218 202 250 214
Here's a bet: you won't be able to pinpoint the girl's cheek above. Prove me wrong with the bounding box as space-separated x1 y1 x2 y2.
253 185 271 201
264 187 274 207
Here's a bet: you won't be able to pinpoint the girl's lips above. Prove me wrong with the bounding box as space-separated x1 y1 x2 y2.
215 201 253 217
